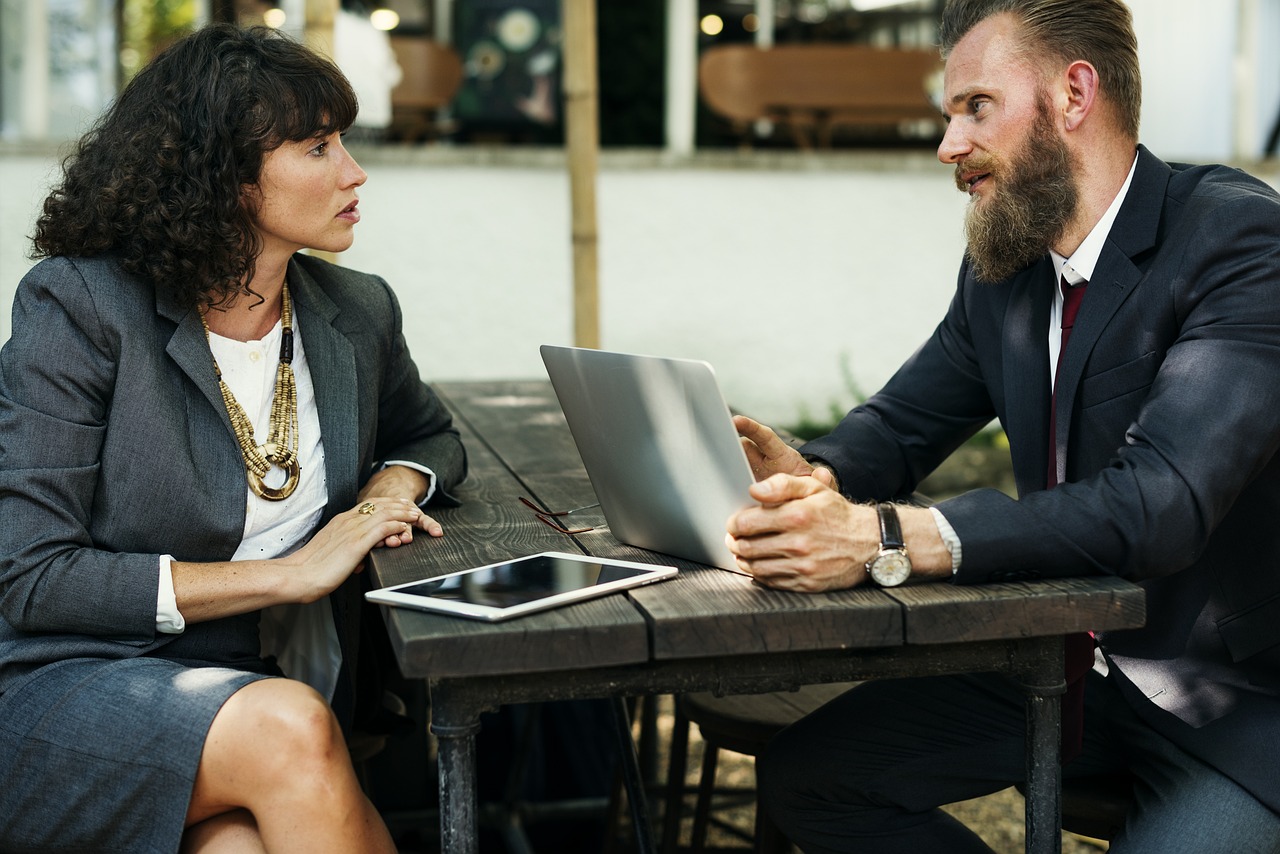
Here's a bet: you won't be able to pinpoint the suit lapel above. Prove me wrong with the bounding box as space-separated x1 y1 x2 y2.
287 257 360 515
158 289 231 429
1051 147 1170 483
1001 257 1054 495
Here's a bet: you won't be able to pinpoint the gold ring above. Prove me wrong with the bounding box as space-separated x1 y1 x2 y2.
358 502 376 515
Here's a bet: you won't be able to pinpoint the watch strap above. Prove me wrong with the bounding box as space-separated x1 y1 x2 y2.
876 502 905 551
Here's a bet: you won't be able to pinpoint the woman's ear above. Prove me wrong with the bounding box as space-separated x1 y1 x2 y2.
239 181 261 214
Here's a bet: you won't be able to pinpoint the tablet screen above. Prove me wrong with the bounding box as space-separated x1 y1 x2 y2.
393 554 652 608
366 552 678 620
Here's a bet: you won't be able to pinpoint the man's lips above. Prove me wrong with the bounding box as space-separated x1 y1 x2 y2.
960 172 990 194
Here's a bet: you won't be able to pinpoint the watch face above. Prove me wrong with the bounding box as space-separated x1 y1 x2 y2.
869 551 912 587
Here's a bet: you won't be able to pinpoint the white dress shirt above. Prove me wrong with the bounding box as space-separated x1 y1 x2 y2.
154 313 434 699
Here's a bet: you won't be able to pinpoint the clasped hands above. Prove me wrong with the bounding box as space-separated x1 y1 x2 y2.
727 415 879 592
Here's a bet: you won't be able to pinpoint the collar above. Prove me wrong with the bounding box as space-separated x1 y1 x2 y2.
1050 151 1140 285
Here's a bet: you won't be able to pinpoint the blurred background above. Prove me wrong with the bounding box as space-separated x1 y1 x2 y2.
2 0 1279 429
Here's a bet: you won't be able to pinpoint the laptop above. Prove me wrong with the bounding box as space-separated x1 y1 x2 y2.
540 345 756 574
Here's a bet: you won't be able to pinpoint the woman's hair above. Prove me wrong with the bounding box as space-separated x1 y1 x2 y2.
31 24 358 308
939 0 1141 141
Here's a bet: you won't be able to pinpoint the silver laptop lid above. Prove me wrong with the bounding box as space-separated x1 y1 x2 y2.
540 345 755 573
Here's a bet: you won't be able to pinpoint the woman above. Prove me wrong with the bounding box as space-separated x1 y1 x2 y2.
0 24 466 853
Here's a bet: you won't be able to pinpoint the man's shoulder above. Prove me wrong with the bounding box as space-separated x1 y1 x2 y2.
1163 157 1280 210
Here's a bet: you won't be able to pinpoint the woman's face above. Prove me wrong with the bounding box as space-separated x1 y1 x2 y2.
247 131 367 264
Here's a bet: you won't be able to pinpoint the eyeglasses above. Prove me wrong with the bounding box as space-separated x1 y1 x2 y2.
519 496 601 535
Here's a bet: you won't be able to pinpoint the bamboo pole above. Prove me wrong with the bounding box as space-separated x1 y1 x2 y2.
562 0 601 349
304 0 339 264
303 0 337 58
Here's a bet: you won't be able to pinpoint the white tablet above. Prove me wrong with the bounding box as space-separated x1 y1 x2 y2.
365 551 678 622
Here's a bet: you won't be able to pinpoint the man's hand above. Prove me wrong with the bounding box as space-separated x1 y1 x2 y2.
359 465 443 545
734 415 836 489
725 473 878 592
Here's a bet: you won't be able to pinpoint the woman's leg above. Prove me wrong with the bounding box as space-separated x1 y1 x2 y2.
181 809 267 853
184 678 395 854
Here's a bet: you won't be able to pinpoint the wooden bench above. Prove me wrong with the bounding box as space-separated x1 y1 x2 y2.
698 43 944 149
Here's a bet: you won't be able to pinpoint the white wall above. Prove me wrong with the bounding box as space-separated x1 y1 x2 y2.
1128 0 1280 161
0 150 969 427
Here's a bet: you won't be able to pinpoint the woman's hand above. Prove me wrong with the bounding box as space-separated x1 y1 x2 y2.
282 497 425 603
359 465 444 547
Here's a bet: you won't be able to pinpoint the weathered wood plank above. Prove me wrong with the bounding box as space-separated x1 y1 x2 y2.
435 380 602 517
630 563 905 659
367 387 651 680
887 576 1146 645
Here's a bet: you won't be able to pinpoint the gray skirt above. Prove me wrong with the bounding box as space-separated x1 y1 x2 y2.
0 657 271 853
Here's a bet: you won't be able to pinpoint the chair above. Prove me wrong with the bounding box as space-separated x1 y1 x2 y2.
387 37 463 143
662 684 857 853
665 686 1136 852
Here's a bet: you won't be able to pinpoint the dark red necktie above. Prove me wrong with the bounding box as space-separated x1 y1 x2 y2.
1049 275 1093 763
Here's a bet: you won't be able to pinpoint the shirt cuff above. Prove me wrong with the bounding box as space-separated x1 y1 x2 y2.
928 507 963 575
380 460 437 507
156 555 186 634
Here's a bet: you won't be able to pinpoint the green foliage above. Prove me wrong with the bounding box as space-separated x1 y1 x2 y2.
785 352 867 440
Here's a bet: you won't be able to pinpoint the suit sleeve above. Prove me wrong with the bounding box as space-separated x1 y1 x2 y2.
801 261 1001 501
0 259 160 639
367 276 467 504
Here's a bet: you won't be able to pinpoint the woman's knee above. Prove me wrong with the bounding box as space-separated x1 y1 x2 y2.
205 679 348 790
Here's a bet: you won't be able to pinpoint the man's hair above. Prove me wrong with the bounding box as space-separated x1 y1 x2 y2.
32 24 358 309
939 0 1141 140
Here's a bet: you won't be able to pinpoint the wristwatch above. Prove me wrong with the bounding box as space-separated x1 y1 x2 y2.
865 502 912 587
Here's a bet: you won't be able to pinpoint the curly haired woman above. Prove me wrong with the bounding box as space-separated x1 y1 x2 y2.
0 24 466 853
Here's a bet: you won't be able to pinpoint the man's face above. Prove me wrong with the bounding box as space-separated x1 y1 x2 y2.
939 14 1080 283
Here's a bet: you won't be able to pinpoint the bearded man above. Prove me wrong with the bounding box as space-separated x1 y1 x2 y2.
726 0 1280 850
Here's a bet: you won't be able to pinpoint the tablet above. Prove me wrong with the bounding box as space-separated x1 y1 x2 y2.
365 551 678 622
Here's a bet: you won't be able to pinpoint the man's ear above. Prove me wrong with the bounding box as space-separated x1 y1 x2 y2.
1061 59 1100 132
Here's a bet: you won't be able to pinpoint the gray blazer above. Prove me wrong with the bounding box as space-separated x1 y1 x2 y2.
802 146 1280 810
0 252 467 721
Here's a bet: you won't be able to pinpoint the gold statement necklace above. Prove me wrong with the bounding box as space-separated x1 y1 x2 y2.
200 286 301 501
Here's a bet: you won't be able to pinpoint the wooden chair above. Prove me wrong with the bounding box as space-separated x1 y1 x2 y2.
665 686 1136 851
662 684 857 853
698 44 944 149
388 37 463 143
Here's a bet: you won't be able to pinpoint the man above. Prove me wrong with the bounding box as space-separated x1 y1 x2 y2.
726 1 1280 850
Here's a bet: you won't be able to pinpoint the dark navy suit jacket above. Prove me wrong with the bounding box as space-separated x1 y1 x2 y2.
803 146 1280 810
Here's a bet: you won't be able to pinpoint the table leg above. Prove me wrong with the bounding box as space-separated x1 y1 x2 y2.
610 697 657 854
1012 636 1066 854
430 685 485 854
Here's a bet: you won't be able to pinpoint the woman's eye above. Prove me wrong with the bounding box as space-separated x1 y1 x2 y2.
310 142 328 156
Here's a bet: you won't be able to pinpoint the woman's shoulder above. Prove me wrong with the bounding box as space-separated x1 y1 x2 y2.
19 255 156 319
289 253 399 323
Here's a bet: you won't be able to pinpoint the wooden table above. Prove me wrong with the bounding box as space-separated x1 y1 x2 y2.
367 380 1147 854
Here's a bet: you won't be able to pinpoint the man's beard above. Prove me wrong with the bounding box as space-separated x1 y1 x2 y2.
958 102 1079 283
